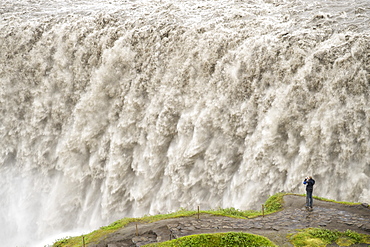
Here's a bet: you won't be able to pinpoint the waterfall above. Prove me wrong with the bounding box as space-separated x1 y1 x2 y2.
1 0 369 245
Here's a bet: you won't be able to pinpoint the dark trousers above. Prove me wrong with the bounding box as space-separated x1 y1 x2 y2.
306 190 313 207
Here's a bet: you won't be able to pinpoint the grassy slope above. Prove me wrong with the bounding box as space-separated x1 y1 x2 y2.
52 193 369 247
143 232 277 247
289 228 370 247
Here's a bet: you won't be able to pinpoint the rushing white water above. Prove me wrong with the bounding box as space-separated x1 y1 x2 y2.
1 0 369 246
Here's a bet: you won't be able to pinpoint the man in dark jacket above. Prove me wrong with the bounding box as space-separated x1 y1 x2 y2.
303 176 315 209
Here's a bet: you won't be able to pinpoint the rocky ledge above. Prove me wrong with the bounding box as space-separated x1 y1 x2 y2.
90 195 370 247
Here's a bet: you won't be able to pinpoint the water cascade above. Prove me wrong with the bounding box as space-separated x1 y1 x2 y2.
0 0 369 245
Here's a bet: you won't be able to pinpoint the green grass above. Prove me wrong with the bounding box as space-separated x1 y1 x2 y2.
142 232 277 247
263 192 285 214
312 196 362 206
283 193 362 206
52 218 138 247
205 207 261 219
289 228 370 247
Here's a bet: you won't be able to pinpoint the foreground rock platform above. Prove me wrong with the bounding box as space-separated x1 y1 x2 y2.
90 195 370 247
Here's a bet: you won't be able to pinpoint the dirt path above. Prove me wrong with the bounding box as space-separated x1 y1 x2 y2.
90 195 370 247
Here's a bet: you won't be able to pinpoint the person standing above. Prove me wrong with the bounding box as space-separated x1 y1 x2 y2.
303 176 315 209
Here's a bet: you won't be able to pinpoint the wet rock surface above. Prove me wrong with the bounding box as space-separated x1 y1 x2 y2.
90 195 370 247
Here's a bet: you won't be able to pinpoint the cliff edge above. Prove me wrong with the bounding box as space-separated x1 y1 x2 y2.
88 195 370 247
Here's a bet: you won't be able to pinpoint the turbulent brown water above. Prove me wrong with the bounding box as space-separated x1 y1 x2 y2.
0 0 369 246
